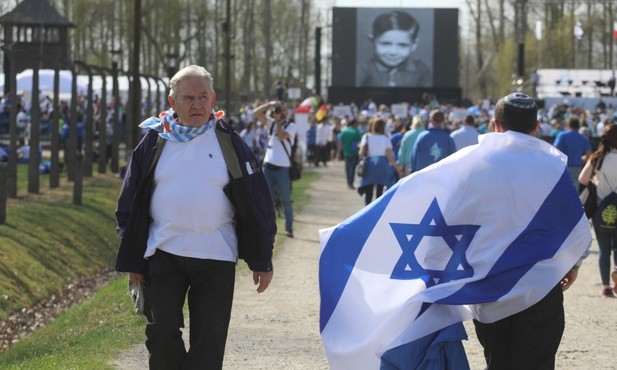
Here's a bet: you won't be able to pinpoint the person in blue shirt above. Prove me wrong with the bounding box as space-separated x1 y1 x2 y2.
306 120 317 165
410 109 456 173
553 116 592 188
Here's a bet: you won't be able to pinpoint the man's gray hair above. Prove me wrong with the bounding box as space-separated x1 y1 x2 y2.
169 65 214 99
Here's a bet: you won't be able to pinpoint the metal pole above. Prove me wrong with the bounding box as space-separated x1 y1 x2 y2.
28 64 41 193
7 50 17 197
130 0 142 151
73 61 94 178
50 68 61 188
0 163 7 224
67 63 79 181
95 67 108 174
111 63 120 173
315 27 322 96
224 0 232 114
73 153 83 205
515 0 527 78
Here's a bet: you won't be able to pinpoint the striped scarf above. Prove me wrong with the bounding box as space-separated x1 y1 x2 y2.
138 108 224 142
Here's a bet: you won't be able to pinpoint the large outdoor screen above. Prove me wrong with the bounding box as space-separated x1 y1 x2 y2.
331 7 459 89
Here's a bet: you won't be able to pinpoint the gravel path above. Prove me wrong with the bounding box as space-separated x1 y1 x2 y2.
112 161 615 370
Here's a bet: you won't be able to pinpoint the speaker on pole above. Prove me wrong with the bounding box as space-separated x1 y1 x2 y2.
315 27 322 96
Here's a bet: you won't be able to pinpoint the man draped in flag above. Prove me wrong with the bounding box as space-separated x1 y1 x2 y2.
319 93 591 370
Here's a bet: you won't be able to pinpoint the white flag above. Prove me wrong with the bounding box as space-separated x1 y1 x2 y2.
319 131 592 369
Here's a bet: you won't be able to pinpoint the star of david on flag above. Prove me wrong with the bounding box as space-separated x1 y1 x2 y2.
390 198 479 284
319 131 592 370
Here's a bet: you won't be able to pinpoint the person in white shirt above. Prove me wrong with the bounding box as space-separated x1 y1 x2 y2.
315 118 331 167
115 65 275 369
255 100 297 238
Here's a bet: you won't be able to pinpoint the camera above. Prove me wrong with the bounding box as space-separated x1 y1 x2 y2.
273 106 282 114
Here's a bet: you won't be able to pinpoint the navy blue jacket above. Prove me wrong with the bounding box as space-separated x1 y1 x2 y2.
115 119 276 273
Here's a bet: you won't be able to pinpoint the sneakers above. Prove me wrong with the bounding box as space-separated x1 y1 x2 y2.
601 287 615 298
286 230 294 238
612 271 617 295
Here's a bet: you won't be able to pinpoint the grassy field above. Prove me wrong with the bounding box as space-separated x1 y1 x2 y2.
0 163 318 369
0 164 121 320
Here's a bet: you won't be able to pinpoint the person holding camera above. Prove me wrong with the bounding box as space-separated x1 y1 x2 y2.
255 100 297 238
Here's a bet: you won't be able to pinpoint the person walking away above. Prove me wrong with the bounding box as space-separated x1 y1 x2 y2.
553 116 592 188
315 118 331 167
306 119 318 165
339 118 363 189
115 65 276 370
410 109 456 173
472 93 589 370
357 118 402 205
450 114 479 151
397 115 424 175
579 123 617 297
255 100 297 238
318 93 591 369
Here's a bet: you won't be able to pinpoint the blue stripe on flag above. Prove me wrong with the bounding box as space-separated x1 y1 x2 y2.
437 169 582 304
319 183 399 331
380 322 469 370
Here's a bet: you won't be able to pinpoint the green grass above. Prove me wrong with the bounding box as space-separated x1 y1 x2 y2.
0 167 319 368
0 169 121 320
0 278 144 370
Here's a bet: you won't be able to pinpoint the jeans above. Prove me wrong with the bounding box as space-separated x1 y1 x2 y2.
344 156 359 187
593 221 617 285
145 250 236 370
263 164 293 232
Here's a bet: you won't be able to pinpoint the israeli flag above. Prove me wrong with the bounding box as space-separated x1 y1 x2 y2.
319 131 592 370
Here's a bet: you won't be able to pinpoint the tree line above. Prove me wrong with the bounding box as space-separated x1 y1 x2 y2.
2 0 617 102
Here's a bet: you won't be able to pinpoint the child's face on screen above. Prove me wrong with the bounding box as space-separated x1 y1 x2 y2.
374 30 416 68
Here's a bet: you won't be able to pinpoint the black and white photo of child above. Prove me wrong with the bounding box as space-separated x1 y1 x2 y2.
356 9 434 88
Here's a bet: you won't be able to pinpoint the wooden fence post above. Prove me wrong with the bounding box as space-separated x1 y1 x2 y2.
73 154 83 205
0 163 7 224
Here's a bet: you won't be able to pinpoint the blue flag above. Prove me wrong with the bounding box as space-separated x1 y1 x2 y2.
319 131 591 369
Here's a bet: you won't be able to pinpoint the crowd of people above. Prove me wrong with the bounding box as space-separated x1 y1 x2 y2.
0 67 615 368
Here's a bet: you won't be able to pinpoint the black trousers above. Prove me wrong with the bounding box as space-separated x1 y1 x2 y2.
473 284 565 370
145 250 236 370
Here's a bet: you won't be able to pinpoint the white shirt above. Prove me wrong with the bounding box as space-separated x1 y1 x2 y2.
263 118 297 167
360 133 392 156
316 122 331 145
146 131 237 262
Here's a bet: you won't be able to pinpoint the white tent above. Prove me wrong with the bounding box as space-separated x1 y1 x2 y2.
1 69 167 106
0 69 88 95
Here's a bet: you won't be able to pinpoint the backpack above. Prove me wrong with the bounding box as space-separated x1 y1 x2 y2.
287 128 302 181
593 172 617 234
594 192 617 234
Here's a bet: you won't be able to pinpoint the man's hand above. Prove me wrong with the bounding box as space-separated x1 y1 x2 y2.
560 269 578 291
253 271 273 293
129 272 146 283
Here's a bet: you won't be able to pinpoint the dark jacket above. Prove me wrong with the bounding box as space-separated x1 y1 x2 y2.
115 119 276 273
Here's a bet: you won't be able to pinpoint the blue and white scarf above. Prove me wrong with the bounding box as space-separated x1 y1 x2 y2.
138 108 219 142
